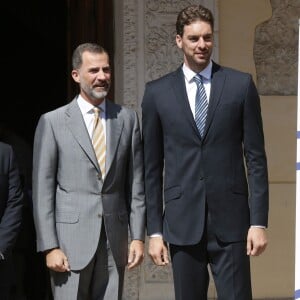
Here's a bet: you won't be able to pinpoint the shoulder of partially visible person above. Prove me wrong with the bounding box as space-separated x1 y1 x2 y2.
0 140 23 191
0 141 12 157
0 142 16 172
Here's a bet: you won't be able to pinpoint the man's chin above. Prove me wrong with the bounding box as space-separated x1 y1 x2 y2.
93 91 108 99
195 58 209 68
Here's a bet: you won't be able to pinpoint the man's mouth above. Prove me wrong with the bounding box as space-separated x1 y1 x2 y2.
95 84 107 89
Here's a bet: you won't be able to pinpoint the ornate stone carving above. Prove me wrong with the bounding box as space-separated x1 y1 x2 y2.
123 266 140 300
144 0 217 82
254 0 299 95
122 0 139 108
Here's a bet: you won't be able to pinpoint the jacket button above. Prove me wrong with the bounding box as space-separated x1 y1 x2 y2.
98 213 102 218
97 174 101 180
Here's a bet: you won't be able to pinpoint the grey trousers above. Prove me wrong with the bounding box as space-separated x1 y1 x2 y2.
50 229 125 300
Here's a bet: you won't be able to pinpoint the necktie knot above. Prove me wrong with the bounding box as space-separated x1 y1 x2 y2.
93 107 100 117
93 107 102 132
93 107 101 122
194 73 203 85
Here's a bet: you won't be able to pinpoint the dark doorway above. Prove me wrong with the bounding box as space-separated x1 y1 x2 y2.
3 0 114 146
2 1 114 299
3 1 68 146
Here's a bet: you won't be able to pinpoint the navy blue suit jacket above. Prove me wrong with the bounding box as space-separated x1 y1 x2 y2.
142 62 269 245
0 142 23 286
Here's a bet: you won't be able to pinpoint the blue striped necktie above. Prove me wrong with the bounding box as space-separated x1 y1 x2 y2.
194 74 208 137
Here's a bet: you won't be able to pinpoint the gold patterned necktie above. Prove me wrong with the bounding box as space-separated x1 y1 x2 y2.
92 107 106 178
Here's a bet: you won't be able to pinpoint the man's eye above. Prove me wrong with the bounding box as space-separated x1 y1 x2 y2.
102 67 111 73
204 35 213 41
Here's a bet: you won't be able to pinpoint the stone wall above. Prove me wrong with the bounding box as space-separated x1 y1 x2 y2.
113 0 298 298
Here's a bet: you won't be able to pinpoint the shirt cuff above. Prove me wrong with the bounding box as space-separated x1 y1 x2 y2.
251 225 266 229
149 233 163 237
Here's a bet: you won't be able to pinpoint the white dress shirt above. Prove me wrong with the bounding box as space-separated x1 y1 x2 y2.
77 95 106 142
182 60 212 117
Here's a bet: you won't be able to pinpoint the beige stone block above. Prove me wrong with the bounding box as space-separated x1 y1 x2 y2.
219 0 271 76
260 96 297 183
251 183 295 298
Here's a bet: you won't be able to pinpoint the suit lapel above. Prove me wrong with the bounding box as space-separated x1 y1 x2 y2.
105 100 123 175
172 63 226 140
171 67 201 138
203 62 225 138
65 99 99 170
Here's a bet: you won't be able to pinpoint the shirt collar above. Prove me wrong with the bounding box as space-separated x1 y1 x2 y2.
182 60 213 83
77 95 106 114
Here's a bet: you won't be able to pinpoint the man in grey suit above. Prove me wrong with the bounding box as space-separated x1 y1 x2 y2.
142 4 268 300
32 43 145 300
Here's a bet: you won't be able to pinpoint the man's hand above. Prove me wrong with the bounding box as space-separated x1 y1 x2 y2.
247 227 268 256
148 236 169 266
127 240 145 270
45 248 70 272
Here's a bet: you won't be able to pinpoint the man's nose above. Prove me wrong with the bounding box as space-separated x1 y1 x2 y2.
97 69 106 80
197 38 206 48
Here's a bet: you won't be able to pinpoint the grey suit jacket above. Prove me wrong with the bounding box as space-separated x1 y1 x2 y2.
32 98 145 270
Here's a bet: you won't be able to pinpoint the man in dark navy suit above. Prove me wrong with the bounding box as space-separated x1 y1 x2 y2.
142 4 269 300
0 141 23 299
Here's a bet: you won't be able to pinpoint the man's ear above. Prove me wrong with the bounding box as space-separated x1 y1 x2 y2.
176 34 182 49
71 70 80 83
